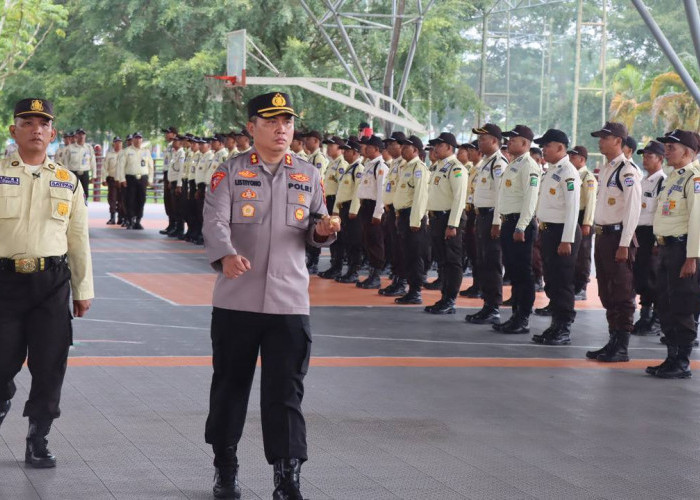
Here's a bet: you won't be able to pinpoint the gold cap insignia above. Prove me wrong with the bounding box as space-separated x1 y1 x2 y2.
30 100 44 112
272 93 287 107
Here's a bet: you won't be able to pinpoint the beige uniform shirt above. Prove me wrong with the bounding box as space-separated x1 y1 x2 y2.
653 164 700 258
393 156 430 228
103 151 119 178
163 141 174 174
473 151 508 208
65 143 96 175
578 166 597 226
292 150 308 161
426 154 468 227
323 155 348 197
117 145 154 183
333 160 364 214
307 149 328 179
0 152 93 300
354 156 386 218
638 169 666 226
536 156 581 243
493 152 540 231
181 149 192 181
196 150 215 185
466 160 480 207
594 153 642 247
188 151 202 182
383 157 405 207
54 145 66 165
168 148 186 185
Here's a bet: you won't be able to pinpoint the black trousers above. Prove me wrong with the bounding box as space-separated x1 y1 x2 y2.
595 231 637 332
500 217 537 316
325 195 341 266
396 211 427 289
170 181 182 224
383 205 398 272
633 225 659 307
476 209 503 307
205 308 311 465
0 265 72 420
338 202 362 268
656 243 700 345
541 223 582 323
163 171 173 219
196 183 206 234
106 176 119 215
429 212 465 299
72 171 90 200
125 174 148 218
178 180 189 225
574 211 593 292
359 199 385 270
463 208 479 287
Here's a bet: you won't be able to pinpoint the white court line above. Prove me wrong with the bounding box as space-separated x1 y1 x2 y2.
106 272 179 306
77 318 666 350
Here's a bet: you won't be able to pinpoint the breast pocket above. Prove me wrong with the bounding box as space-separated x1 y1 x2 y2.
0 184 22 219
49 186 73 223
287 188 311 230
230 185 264 224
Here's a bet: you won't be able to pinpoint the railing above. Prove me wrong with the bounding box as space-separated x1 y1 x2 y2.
88 157 165 203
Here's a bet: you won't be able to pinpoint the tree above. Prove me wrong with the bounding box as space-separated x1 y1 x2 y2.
0 0 67 92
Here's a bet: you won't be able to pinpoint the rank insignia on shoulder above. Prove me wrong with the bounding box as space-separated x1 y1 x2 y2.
289 173 310 183
10 161 19 167
285 154 293 166
250 153 259 165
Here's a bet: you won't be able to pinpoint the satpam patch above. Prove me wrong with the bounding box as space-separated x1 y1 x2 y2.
0 176 20 185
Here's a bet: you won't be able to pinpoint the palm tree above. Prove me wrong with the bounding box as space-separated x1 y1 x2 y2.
608 65 648 131
648 72 700 132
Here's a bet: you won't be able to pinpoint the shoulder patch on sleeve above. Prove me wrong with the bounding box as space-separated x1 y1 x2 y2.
694 177 700 194
566 179 575 191
624 177 635 187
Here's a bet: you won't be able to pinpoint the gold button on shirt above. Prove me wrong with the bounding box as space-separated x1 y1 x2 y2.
0 153 93 300
653 164 700 258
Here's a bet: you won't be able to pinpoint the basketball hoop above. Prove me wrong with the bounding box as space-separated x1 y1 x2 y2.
204 75 242 103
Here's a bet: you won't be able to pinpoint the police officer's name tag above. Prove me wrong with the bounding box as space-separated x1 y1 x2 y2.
0 176 20 185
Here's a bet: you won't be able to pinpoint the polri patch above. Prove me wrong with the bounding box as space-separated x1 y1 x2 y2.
0 176 20 185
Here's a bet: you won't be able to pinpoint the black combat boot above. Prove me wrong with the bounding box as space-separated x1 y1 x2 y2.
170 221 185 239
272 459 305 500
596 331 630 362
159 221 173 235
459 285 481 298
425 297 456 315
336 266 360 284
117 215 124 225
465 306 500 325
0 400 10 429
646 344 678 377
380 278 407 297
423 276 443 290
106 213 116 225
652 344 692 379
357 268 382 289
395 288 422 304
534 303 552 316
318 261 343 279
498 315 530 334
585 331 615 359
541 321 572 345
213 445 241 499
632 306 653 335
132 217 144 230
25 419 56 468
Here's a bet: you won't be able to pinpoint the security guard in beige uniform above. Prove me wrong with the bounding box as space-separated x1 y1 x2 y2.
530 130 582 345
117 134 132 226
117 131 154 230
379 131 407 294
492 125 541 333
290 131 308 161
102 137 122 224
203 92 338 499
167 136 186 238
234 129 253 156
303 131 329 274
334 138 365 283
460 140 483 298
0 98 93 469
423 132 468 313
318 136 348 279
568 146 596 300
632 140 666 336
586 122 642 363
466 124 508 324
64 128 95 197
160 126 178 235
193 138 215 245
392 136 430 302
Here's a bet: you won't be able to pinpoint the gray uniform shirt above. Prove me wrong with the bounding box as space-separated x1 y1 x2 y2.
203 149 335 315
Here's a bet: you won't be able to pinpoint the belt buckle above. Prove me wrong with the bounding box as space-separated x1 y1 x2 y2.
657 236 665 246
594 225 603 236
15 258 38 273
538 222 545 231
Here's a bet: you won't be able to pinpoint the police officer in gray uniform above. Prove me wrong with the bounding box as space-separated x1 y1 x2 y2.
202 92 339 500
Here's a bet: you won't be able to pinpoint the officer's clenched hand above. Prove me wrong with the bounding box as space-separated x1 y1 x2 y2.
73 299 91 318
490 225 500 239
315 215 341 237
557 242 571 256
513 231 525 243
222 255 251 279
680 258 697 279
614 246 628 263
581 225 591 237
371 217 382 226
445 227 457 240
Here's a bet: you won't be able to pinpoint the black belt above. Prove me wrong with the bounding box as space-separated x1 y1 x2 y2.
360 199 376 204
395 208 410 216
500 213 520 223
0 255 68 274
656 235 687 246
538 222 564 231
594 224 622 235
429 210 449 217
475 207 495 215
